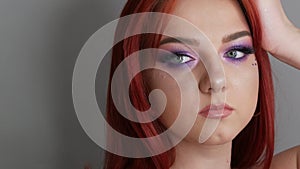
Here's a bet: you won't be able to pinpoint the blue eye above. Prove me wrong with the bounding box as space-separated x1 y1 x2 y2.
226 50 245 59
160 52 195 65
224 46 255 61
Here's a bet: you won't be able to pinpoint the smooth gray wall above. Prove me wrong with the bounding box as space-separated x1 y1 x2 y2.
0 0 300 169
0 0 125 169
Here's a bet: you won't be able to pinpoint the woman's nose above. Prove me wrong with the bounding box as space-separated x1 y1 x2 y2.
199 63 226 94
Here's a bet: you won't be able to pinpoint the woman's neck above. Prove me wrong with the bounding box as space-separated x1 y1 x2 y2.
170 140 232 169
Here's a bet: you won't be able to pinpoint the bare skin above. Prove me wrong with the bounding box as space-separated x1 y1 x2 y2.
253 0 300 69
253 0 300 168
269 146 300 169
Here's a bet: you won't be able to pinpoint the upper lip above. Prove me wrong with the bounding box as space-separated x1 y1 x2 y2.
199 104 234 114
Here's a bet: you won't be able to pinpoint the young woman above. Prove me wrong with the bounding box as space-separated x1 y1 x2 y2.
103 0 300 168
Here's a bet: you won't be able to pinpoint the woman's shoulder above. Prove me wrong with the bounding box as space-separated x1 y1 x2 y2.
269 145 300 169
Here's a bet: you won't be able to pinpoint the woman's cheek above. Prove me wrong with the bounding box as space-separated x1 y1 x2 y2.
231 61 259 115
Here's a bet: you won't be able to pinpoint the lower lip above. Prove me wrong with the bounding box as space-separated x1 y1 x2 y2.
199 109 233 119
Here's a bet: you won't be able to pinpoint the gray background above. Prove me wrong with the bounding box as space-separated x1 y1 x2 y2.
0 0 299 169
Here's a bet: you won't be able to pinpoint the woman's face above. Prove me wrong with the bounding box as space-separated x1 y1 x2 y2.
144 0 259 145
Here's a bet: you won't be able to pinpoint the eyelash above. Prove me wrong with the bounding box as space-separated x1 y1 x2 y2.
159 51 195 66
223 46 255 62
159 45 255 66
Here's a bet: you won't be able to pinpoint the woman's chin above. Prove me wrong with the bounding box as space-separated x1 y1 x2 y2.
198 133 235 145
181 123 240 145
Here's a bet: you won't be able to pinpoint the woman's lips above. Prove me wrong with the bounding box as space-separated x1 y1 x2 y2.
198 104 234 119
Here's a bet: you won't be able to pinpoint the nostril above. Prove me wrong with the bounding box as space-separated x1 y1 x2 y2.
208 83 226 93
198 73 226 94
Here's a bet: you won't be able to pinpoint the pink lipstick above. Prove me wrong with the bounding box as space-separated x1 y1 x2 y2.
198 104 234 119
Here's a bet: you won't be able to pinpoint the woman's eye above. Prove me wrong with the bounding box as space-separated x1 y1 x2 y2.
224 46 255 60
171 54 193 64
161 52 194 65
225 50 245 59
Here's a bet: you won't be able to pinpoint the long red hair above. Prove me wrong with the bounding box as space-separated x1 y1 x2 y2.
103 0 274 169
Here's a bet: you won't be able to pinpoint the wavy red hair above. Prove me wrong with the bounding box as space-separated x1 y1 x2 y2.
103 0 275 169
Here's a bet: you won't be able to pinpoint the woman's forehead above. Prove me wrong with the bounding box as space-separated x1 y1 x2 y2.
169 0 250 45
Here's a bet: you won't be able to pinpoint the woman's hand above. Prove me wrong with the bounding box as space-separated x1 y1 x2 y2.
253 0 300 69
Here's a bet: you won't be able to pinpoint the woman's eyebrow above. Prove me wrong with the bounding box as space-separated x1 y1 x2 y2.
222 31 251 43
159 37 200 46
159 31 251 45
